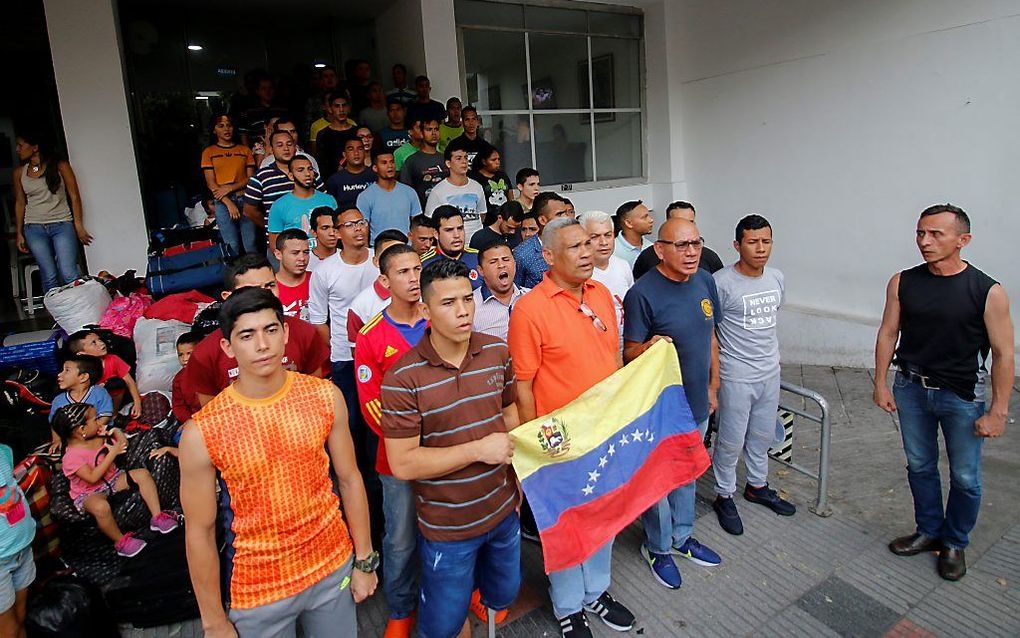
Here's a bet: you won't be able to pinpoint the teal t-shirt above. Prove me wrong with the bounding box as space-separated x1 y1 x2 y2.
266 191 337 249
0 445 36 559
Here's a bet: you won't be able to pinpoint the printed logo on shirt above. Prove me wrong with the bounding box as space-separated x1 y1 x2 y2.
447 193 482 222
701 298 714 319
227 356 295 379
357 365 372 383
469 269 479 281
740 289 780 330
384 345 400 358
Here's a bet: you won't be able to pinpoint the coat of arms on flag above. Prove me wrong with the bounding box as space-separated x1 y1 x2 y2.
510 340 710 573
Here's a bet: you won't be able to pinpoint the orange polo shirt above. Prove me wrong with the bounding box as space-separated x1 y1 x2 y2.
508 274 620 416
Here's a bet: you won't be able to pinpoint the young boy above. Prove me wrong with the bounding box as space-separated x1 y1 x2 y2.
67 331 142 418
49 354 115 452
0 443 36 636
171 332 203 427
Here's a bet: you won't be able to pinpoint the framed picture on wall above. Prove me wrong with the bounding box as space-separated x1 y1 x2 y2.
578 54 615 123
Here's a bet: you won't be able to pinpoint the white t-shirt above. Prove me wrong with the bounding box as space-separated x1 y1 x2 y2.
424 178 487 239
347 280 391 347
592 255 634 347
307 250 379 362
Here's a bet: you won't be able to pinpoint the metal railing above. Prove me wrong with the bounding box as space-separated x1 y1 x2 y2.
777 381 833 517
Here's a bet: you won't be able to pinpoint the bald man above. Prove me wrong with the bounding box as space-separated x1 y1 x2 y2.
621 218 723 590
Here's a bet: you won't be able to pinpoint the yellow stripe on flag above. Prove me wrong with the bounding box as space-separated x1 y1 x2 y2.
509 339 682 481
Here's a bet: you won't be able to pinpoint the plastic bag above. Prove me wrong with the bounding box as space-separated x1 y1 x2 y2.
43 278 112 334
25 575 117 637
133 318 189 394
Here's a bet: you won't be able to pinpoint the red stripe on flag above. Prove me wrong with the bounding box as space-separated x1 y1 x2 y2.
538 430 710 574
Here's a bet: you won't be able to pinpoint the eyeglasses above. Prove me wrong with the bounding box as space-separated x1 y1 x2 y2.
578 302 608 332
655 237 705 251
339 219 368 229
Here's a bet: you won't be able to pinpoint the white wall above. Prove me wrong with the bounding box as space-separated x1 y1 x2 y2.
421 0 461 103
667 0 1020 367
43 0 149 276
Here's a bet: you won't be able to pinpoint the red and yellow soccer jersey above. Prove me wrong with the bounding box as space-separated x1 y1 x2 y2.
354 310 427 475
192 372 352 609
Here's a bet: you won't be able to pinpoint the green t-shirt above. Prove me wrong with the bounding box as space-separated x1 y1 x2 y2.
394 142 419 172
438 123 464 153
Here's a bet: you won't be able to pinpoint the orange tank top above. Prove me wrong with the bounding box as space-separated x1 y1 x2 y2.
193 372 353 609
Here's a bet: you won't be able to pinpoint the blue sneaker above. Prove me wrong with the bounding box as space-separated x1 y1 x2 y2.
671 537 722 567
640 544 682 589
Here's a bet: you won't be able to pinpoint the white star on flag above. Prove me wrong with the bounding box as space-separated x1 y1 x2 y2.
598 455 608 468
607 444 616 456
631 429 644 442
588 469 601 483
619 433 629 445
582 484 595 496
647 431 655 443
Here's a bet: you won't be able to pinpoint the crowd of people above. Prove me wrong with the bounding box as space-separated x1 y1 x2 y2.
1 58 1012 638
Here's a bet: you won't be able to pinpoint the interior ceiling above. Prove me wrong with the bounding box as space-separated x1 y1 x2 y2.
119 0 398 21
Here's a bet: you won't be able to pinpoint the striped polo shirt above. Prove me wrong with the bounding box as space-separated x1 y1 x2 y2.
243 163 325 222
380 331 520 542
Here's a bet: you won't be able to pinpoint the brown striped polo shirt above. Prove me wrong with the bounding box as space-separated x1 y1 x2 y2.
380 331 520 542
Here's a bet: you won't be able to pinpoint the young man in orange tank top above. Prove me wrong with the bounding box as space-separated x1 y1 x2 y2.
179 288 378 637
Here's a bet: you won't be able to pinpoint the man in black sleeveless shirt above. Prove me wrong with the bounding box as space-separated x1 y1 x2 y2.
874 203 1014 581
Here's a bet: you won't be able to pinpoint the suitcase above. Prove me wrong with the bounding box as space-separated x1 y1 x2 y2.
102 528 199 628
146 243 233 298
0 330 63 376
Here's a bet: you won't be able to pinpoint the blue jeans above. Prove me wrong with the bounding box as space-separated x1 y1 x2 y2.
641 418 710 553
548 540 613 619
214 195 256 256
380 474 418 619
23 221 80 292
893 372 985 549
418 512 521 638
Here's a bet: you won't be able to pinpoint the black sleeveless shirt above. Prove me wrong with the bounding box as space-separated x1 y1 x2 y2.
894 262 997 400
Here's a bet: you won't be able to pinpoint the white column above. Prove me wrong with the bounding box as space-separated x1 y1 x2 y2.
420 0 462 103
43 0 149 275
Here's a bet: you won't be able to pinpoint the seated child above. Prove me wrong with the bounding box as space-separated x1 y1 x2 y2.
0 443 36 636
49 354 115 453
51 404 179 558
66 331 143 419
170 332 202 426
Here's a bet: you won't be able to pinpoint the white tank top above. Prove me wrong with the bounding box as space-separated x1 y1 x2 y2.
21 165 72 224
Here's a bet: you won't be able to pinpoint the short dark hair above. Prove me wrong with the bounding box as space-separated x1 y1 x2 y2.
66 330 99 355
51 403 93 446
325 89 350 105
666 201 696 217
477 240 512 263
275 228 310 249
269 129 293 146
516 167 539 185
919 203 970 233
374 228 409 253
273 117 299 143
561 197 573 207
410 213 435 230
371 147 395 165
420 257 470 301
176 331 204 349
446 97 462 108
385 94 406 108
311 206 336 230
433 205 463 226
224 254 274 291
288 154 314 170
218 287 285 340
393 63 407 73
415 75 430 85
443 144 469 161
616 200 644 221
379 243 418 275
532 192 565 220
484 199 524 226
461 105 478 118
65 354 102 386
735 214 773 242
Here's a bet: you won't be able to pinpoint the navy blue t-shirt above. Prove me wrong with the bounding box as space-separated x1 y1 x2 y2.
325 169 376 210
622 268 722 423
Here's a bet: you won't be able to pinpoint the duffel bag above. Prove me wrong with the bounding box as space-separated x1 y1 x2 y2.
42 278 112 334
148 224 219 254
0 330 62 376
146 243 232 297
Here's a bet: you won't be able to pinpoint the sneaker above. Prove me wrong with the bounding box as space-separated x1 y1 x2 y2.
640 544 682 589
583 592 635 632
743 483 796 516
382 614 415 638
469 589 509 625
114 532 147 558
150 511 180 534
713 496 744 535
559 611 593 637
672 537 722 567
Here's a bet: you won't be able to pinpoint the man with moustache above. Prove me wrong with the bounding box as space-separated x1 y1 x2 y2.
266 155 336 253
273 228 312 321
579 210 633 349
473 242 528 342
306 207 339 272
357 148 422 243
244 130 325 230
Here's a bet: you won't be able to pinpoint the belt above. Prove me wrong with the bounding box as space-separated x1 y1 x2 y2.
899 364 942 390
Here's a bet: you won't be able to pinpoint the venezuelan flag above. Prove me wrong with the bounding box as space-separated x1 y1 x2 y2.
510 339 710 573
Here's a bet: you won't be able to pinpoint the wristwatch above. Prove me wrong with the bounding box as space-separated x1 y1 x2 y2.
354 551 380 573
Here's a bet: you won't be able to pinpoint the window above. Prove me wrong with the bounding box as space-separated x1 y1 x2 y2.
456 0 643 188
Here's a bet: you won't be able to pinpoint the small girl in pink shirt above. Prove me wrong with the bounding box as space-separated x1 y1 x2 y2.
52 404 178 557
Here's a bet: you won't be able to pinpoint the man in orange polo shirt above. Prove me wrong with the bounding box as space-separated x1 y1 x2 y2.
508 217 636 638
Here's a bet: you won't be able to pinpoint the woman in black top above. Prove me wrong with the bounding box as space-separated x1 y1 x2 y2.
468 146 514 222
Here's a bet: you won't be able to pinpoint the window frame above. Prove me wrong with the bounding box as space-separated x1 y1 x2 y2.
455 1 646 191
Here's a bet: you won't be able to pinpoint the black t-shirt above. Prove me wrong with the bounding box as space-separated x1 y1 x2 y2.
632 244 724 281
315 127 355 180
406 100 446 127
325 168 376 210
468 169 513 220
469 225 522 251
449 135 495 167
894 263 997 400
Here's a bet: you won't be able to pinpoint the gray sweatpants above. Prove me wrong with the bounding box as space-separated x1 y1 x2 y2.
713 373 781 497
228 558 355 638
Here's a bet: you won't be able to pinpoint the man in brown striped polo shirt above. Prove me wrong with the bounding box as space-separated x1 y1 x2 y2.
381 258 521 638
